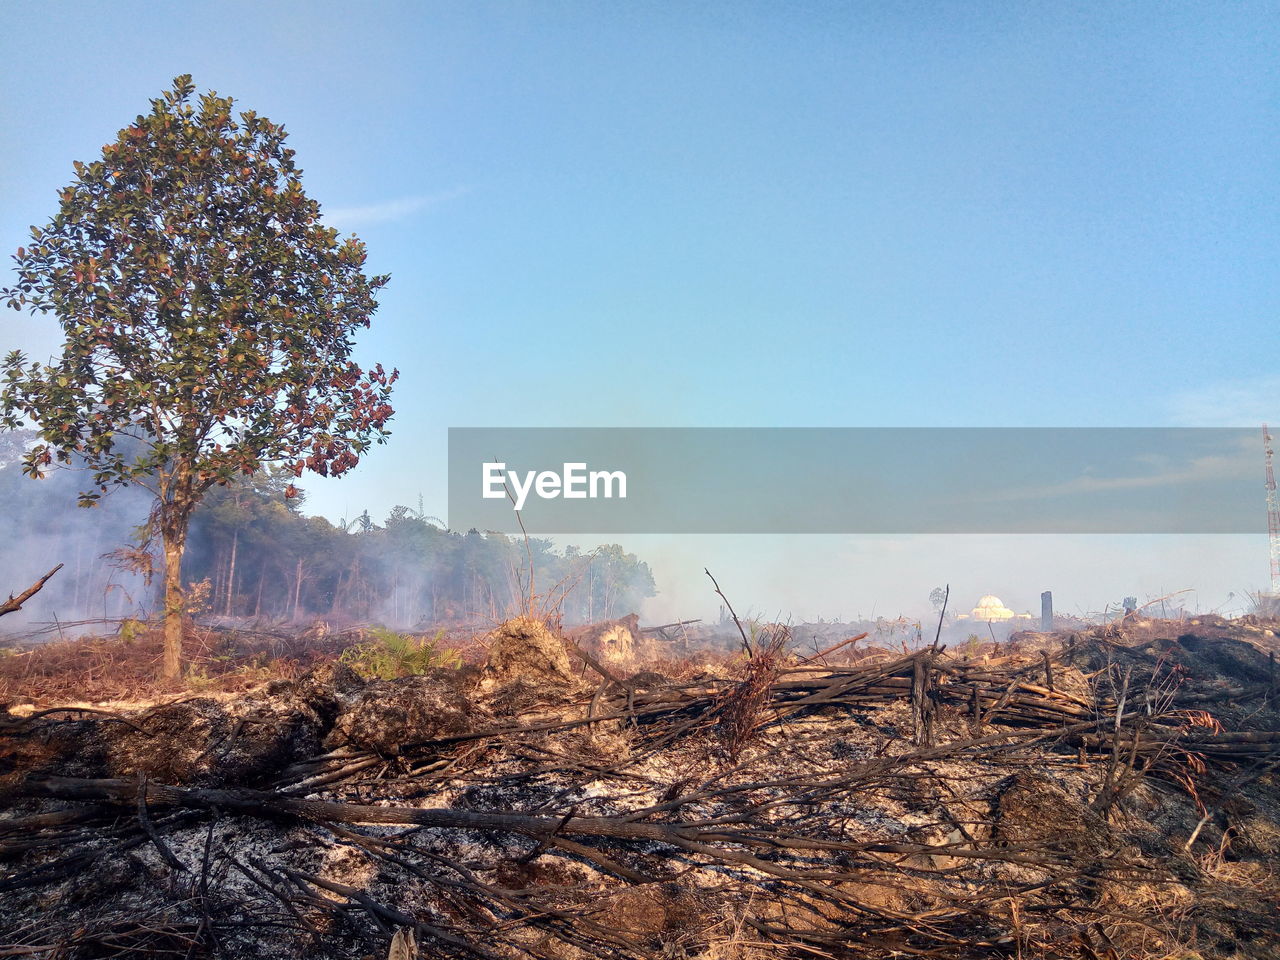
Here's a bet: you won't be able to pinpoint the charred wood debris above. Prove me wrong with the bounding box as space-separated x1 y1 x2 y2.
2 612 1280 959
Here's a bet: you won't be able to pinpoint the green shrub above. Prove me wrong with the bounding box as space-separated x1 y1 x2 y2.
118 618 145 643
340 627 460 679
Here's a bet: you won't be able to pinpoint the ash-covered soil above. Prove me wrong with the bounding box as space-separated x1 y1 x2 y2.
2 615 1279 959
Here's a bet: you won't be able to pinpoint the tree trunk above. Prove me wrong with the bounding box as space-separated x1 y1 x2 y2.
224 528 238 617
329 568 345 617
160 521 187 683
73 539 82 612
293 556 304 621
213 548 224 615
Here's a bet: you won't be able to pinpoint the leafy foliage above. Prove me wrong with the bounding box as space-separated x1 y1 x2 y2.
340 627 460 679
1 75 396 500
0 76 397 677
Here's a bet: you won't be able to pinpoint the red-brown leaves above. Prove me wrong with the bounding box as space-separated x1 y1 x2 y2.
2 73 397 548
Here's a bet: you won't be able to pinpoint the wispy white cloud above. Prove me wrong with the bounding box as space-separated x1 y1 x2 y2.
960 433 1259 505
1168 375 1280 427
324 187 468 227
993 446 1255 503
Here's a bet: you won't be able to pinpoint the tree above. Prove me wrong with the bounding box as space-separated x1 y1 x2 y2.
1 76 397 681
195 465 302 617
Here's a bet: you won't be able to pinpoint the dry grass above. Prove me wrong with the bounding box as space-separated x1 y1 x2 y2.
0 624 347 703
0 618 497 705
4 617 1280 958
0 620 721 708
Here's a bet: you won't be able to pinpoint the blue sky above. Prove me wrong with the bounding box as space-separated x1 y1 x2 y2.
2 2 1277 619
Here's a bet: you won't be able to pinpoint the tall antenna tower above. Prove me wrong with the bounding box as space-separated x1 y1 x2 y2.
1265 424 1280 594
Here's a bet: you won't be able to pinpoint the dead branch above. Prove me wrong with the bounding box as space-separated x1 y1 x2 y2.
5 618 1279 959
704 567 753 657
0 564 64 618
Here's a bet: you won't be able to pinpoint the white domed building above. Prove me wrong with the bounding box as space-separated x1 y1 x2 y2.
970 595 1015 622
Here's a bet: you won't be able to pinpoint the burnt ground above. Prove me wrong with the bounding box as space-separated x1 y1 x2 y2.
1 615 1279 959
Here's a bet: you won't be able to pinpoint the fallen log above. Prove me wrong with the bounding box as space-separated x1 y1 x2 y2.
21 775 699 843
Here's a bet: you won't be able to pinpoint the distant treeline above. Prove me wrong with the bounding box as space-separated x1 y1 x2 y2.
1 432 656 630
185 470 656 625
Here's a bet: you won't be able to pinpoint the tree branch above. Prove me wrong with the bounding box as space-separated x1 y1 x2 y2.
0 564 65 618
705 567 753 658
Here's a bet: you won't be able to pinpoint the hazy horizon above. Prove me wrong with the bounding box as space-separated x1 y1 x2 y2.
3 3 1277 629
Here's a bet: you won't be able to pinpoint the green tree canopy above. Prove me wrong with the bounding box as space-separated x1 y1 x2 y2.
1 76 397 680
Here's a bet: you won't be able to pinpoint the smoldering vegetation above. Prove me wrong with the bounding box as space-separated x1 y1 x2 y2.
0 431 656 637
0 431 155 630
2 614 1280 959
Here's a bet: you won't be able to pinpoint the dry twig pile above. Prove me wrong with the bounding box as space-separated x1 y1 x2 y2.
2 617 1279 959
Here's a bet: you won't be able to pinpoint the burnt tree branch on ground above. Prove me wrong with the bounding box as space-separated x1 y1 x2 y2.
2 619 1280 958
